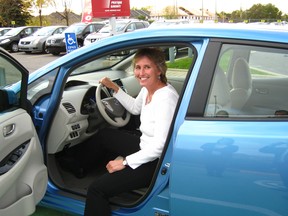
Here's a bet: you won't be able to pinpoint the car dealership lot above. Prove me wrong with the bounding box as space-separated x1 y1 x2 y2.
11 52 61 72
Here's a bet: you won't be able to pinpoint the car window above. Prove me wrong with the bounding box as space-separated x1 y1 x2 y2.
27 68 58 104
54 27 65 34
70 44 194 95
126 23 136 32
135 22 145 29
204 44 288 118
0 55 22 112
25 28 33 35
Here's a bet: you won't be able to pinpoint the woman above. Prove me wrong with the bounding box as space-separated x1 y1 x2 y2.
84 47 179 216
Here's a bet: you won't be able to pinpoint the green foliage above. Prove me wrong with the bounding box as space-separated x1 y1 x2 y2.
137 15 146 21
219 3 285 23
0 0 32 26
167 57 193 69
246 3 282 20
163 6 178 19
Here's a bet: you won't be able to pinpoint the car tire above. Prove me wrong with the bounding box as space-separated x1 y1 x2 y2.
10 42 19 52
25 51 32 54
42 43 49 54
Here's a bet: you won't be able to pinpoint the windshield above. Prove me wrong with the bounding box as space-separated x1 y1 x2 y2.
63 24 86 34
99 26 111 33
4 28 23 36
32 27 56 36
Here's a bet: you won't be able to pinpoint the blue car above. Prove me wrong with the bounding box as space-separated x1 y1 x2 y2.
1 24 288 216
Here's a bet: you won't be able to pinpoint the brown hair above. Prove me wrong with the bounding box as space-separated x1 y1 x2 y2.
133 47 167 84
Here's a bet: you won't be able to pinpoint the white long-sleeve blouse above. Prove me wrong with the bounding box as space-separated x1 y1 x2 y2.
113 84 179 169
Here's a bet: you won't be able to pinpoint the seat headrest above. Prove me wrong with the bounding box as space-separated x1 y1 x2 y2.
232 58 251 90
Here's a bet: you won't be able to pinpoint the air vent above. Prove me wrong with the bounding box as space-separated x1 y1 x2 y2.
62 102 76 114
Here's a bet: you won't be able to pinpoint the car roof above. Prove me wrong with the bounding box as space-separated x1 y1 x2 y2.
108 23 288 44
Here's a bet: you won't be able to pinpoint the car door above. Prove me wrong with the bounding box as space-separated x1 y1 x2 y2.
0 49 47 216
170 40 288 215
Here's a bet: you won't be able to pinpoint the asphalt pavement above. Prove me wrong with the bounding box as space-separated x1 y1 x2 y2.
11 52 62 73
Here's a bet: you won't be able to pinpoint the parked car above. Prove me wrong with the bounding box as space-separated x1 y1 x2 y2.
83 19 149 46
0 26 41 52
148 19 191 28
0 27 12 36
45 22 105 55
1 24 288 216
18 26 67 54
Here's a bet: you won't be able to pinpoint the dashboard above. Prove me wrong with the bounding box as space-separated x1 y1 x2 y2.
46 74 141 154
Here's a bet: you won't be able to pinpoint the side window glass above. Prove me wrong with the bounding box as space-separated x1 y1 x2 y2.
27 68 58 105
0 55 22 112
70 44 194 96
88 25 93 33
25 28 32 35
126 24 135 32
204 44 288 118
135 23 144 29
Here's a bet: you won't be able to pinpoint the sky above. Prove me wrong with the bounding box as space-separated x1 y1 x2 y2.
40 0 288 16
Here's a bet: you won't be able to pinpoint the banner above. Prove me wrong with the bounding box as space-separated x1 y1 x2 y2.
81 0 93 23
91 0 130 18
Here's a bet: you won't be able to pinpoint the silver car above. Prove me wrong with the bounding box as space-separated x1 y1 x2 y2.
84 19 149 46
18 26 67 54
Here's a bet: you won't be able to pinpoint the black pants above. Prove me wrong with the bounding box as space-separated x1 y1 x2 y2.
84 128 158 216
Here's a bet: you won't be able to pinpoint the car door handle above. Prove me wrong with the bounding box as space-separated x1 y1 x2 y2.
3 123 15 137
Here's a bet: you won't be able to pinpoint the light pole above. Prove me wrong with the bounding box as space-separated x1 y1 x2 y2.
214 0 217 22
201 0 204 23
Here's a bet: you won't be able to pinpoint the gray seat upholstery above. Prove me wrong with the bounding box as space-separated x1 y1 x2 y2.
230 58 252 110
205 68 231 116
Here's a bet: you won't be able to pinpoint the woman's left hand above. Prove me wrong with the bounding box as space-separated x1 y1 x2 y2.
106 159 126 173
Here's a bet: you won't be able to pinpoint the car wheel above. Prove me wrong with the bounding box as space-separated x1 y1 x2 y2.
42 42 49 54
51 52 60 56
25 51 32 54
10 43 19 52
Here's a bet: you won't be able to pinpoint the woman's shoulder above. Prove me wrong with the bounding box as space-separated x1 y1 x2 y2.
157 84 179 99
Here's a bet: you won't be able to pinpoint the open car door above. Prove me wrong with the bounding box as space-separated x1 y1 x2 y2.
0 49 47 216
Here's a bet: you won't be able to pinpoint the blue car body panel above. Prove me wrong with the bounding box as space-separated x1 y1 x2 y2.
20 25 288 215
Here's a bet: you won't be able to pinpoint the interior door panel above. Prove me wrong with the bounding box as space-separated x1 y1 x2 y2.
0 108 47 216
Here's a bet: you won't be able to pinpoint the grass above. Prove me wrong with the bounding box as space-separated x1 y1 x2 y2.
167 57 193 69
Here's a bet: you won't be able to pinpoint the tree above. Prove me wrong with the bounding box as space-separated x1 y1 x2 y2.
54 0 72 26
163 6 178 19
0 0 32 26
245 3 282 22
32 0 56 26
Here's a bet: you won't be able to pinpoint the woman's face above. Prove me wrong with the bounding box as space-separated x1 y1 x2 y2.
134 56 161 89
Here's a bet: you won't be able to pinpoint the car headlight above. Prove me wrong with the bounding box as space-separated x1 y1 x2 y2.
0 39 10 44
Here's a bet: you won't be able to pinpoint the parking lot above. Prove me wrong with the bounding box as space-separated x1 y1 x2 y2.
11 52 62 73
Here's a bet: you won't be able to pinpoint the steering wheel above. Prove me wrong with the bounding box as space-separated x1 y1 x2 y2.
95 83 131 127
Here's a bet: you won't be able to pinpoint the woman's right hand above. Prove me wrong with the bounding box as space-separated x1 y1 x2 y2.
100 77 119 93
